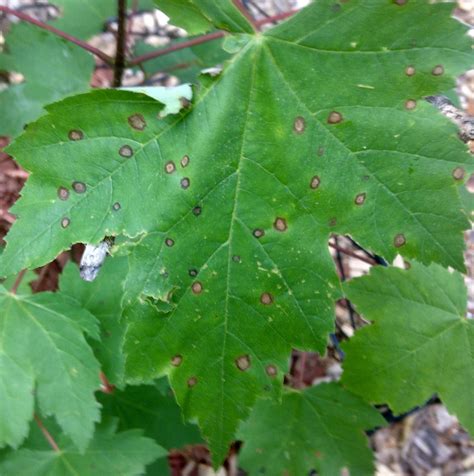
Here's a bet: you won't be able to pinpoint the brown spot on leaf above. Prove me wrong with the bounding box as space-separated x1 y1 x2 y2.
317 147 325 156
405 65 416 76
355 193 366 205
112 202 121 211
181 155 190 168
72 181 86 194
293 116 306 134
310 176 321 189
329 217 337 227
128 113 147 131
68 130 83 141
192 206 202 216
327 111 343 124
452 167 465 180
165 161 176 174
432 65 444 76
57 187 69 200
181 177 190 189
266 365 277 377
165 238 175 247
253 229 265 239
171 355 182 367
394 233 406 247
232 255 241 263
260 292 273 305
273 217 287 232
187 377 197 387
405 99 417 110
189 269 198 277
119 145 133 158
192 281 203 294
394 0 408 4
235 355 251 371
61 217 70 228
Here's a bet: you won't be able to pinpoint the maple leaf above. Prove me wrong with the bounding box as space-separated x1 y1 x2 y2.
238 383 384 476
0 420 165 476
0 23 93 138
0 0 472 464
342 261 474 436
0 287 100 451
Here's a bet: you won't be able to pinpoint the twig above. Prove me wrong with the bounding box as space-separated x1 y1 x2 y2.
329 241 375 266
254 9 298 28
232 0 258 31
333 236 356 329
0 6 114 65
113 0 127 87
346 237 388 266
10 269 26 294
34 414 60 452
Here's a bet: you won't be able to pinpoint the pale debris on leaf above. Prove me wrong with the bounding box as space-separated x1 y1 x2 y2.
80 239 112 282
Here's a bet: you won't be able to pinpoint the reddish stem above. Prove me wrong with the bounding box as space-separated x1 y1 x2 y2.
34 414 60 452
232 0 258 31
99 371 115 394
10 269 26 294
128 30 225 66
255 9 299 28
0 6 114 65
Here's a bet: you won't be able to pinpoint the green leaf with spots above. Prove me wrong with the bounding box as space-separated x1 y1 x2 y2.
1 0 473 465
154 0 254 34
59 257 129 386
238 383 384 476
342 262 474 435
0 287 100 451
0 23 94 138
0 420 165 476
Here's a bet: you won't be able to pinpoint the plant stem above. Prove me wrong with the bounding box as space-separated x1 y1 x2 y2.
0 6 114 65
10 269 26 294
128 30 225 66
34 414 60 452
328 242 375 266
254 9 298 28
232 0 258 31
113 0 127 87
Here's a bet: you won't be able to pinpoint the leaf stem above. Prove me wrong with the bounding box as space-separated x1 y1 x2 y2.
113 0 127 87
128 30 225 67
34 414 60 452
0 6 114 65
10 269 27 294
232 0 258 32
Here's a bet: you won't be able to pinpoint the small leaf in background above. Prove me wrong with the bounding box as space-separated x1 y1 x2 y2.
0 420 165 476
0 23 94 138
238 382 384 476
100 379 203 475
59 257 129 386
135 36 230 84
1 0 473 464
0 287 100 451
154 0 254 34
342 262 474 436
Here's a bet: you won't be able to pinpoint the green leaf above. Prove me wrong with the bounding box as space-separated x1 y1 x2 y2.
238 383 384 476
99 380 203 449
154 0 254 34
100 379 203 475
0 23 94 137
1 0 473 463
342 262 474 435
0 421 165 476
0 287 100 451
135 36 230 83
59 257 129 386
